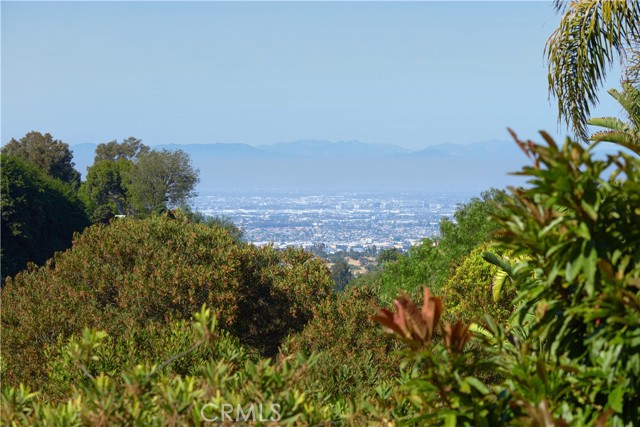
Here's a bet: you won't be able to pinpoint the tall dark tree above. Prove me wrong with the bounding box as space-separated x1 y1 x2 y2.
377 248 402 266
1 155 90 281
81 138 149 221
331 258 354 291
1 131 80 187
81 139 199 220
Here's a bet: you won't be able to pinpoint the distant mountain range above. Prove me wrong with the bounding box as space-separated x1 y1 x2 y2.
70 139 529 192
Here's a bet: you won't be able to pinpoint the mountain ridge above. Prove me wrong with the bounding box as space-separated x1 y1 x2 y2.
72 138 520 162
70 139 526 192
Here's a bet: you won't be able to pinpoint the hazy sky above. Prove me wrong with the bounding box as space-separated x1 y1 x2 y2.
1 1 623 149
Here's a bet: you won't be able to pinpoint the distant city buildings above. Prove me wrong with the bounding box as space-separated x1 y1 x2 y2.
192 192 473 253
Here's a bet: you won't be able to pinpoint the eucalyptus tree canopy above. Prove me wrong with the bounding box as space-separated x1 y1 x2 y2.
82 140 199 220
128 149 199 214
1 131 80 187
94 137 149 163
81 158 135 219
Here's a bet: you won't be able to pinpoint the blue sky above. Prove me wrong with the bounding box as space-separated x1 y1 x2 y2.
1 1 623 150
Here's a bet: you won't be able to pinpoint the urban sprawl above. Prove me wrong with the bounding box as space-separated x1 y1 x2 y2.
193 192 475 253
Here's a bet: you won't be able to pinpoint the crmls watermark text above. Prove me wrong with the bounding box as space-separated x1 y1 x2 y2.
200 403 282 423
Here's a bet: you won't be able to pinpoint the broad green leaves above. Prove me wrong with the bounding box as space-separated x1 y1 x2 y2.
493 130 640 424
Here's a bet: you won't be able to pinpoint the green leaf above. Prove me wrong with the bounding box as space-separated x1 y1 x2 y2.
444 413 457 427
464 377 489 395
566 256 584 282
608 385 624 413
580 200 598 221
492 270 509 302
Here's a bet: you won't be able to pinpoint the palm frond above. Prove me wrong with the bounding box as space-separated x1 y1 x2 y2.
588 82 640 154
482 251 513 275
590 130 640 154
492 270 510 303
546 0 640 141
612 82 640 127
587 116 631 131
623 32 640 84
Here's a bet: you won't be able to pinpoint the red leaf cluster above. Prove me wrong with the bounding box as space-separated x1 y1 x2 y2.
372 288 471 353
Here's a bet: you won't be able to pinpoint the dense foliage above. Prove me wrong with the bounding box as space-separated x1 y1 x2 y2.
1 131 81 187
94 137 150 162
283 285 402 402
365 188 508 301
182 209 244 243
80 139 199 220
493 131 640 424
2 308 344 426
376 132 640 426
440 243 516 326
1 213 332 389
2 4 639 423
329 258 355 291
80 159 135 220
128 149 199 214
2 131 639 425
1 155 90 281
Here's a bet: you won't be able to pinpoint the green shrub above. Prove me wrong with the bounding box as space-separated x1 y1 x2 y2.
491 132 640 425
282 285 403 402
2 305 405 427
1 307 338 426
1 215 332 389
371 132 640 426
441 243 516 326
233 245 334 356
42 316 248 401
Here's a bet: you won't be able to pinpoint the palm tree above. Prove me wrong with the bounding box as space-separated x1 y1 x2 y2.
587 82 640 154
546 0 640 141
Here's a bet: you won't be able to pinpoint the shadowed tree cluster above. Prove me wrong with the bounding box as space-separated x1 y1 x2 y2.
1 131 81 188
1 155 89 281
